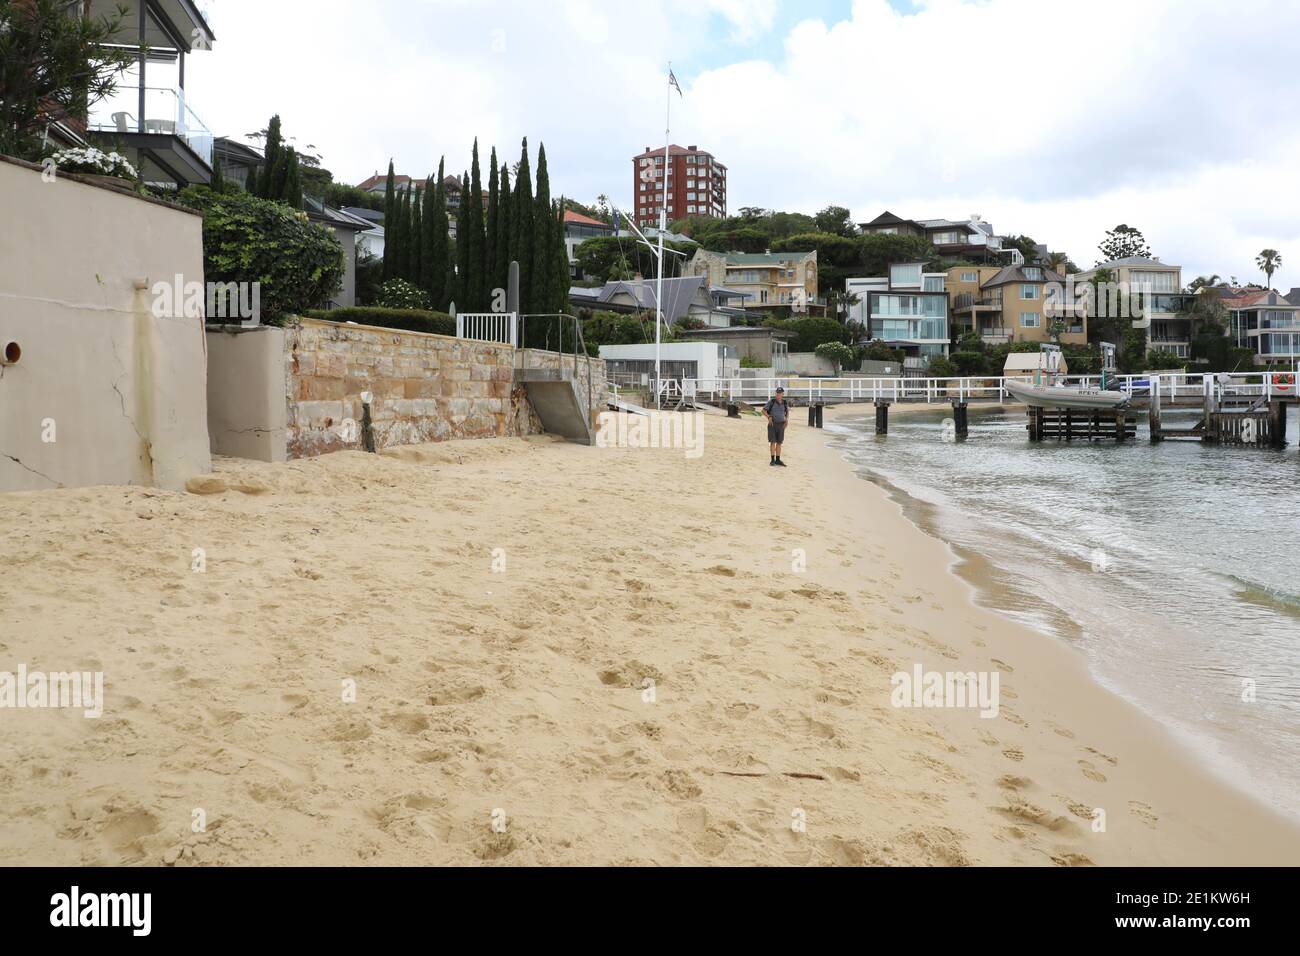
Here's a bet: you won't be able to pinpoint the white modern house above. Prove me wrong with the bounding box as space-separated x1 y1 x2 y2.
846 262 951 362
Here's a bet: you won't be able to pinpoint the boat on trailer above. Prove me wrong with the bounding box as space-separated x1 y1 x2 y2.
1004 343 1129 411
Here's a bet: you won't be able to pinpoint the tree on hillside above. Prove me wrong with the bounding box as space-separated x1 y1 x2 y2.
0 0 137 160
1001 234 1040 263
409 186 423 287
1097 224 1151 263
1256 249 1282 289
463 142 487 310
812 205 855 237
859 233 936 276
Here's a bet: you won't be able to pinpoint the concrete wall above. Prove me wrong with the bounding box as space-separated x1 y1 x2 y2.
206 325 288 461
0 157 212 492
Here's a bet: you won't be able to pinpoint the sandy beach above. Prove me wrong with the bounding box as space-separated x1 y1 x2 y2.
2 410 1297 866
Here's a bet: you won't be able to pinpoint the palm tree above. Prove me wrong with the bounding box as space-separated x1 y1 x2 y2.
1256 249 1281 289
1045 251 1069 275
1187 274 1221 292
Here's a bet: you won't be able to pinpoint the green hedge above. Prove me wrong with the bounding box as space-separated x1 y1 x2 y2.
305 306 455 336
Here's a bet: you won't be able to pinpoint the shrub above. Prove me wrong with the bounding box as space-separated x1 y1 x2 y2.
949 350 986 376
1145 350 1187 371
927 356 958 378
814 341 856 373
305 306 454 336
762 316 846 352
377 278 431 310
857 340 905 364
178 187 344 323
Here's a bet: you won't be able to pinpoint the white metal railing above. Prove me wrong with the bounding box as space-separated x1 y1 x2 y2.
677 364 1300 405
456 312 517 347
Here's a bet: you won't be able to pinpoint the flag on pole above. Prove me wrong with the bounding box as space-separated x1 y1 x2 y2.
668 68 682 97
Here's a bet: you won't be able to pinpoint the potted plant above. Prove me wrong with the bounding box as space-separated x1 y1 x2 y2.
47 147 139 190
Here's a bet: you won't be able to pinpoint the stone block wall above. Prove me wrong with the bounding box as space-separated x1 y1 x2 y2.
280 318 605 459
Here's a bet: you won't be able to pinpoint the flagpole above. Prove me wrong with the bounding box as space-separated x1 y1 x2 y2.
656 65 671 409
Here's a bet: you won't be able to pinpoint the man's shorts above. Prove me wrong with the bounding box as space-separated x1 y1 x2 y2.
768 421 786 443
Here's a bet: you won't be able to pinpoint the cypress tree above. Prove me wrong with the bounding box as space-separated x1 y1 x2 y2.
497 162 512 298
393 184 410 283
456 168 471 309
382 160 396 281
466 140 487 311
485 149 499 303
245 163 258 196
553 198 571 317
428 159 449 310
421 176 437 298
510 138 534 315
409 187 423 287
283 148 302 208
260 115 283 199
267 146 290 203
530 143 554 321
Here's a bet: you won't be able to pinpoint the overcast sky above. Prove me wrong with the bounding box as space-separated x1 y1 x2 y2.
187 0 1300 289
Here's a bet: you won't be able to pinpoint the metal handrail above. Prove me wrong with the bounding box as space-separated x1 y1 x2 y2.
518 313 594 428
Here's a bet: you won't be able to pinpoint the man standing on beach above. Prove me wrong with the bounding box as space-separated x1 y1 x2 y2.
763 387 790 467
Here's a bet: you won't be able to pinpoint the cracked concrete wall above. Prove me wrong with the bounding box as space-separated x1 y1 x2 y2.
0 157 212 492
205 325 288 461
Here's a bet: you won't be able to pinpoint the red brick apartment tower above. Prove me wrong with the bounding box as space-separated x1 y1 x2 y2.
631 145 727 229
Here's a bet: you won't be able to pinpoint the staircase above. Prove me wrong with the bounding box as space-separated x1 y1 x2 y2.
515 367 594 445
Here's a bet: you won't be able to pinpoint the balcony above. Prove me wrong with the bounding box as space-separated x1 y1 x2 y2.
980 329 1013 344
87 85 213 184
952 293 999 311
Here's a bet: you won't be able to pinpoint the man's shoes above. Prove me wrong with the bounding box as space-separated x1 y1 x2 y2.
769 458 778 466
775 458 787 467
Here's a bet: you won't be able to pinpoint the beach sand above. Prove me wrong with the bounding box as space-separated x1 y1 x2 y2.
1 410 1297 866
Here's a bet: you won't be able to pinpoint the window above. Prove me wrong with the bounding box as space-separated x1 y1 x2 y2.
1129 270 1178 293
931 231 963 245
687 180 695 188
890 263 923 287
961 272 977 282
1020 284 1039 300
1023 267 1042 280
687 205 695 214
1020 313 1040 328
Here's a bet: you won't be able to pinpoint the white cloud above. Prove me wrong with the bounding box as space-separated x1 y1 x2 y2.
186 0 1300 289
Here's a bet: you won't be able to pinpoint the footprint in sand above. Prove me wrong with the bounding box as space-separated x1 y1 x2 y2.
1077 759 1107 783
1002 747 1024 762
1129 801 1159 827
1084 746 1118 765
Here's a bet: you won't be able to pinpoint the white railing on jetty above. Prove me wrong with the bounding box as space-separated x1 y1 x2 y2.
456 311 517 347
678 366 1299 405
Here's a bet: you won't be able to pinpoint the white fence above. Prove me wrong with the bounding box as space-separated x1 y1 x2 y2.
678 366 1299 405
456 312 517 347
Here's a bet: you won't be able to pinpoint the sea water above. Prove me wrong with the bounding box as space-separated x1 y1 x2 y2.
829 405 1300 818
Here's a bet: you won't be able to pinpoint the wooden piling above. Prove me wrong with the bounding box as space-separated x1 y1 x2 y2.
951 401 968 438
875 400 890 435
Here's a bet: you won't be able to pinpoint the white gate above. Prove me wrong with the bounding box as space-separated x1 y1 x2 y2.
456 312 517 347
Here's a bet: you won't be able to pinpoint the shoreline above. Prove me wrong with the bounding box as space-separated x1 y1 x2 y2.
1 412 1297 864
814 402 1300 848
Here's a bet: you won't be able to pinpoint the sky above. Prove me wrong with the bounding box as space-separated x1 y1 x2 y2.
185 0 1300 290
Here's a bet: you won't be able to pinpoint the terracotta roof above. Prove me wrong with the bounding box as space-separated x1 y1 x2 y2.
563 209 609 227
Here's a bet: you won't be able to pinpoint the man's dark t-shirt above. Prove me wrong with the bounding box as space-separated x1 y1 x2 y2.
764 398 789 423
